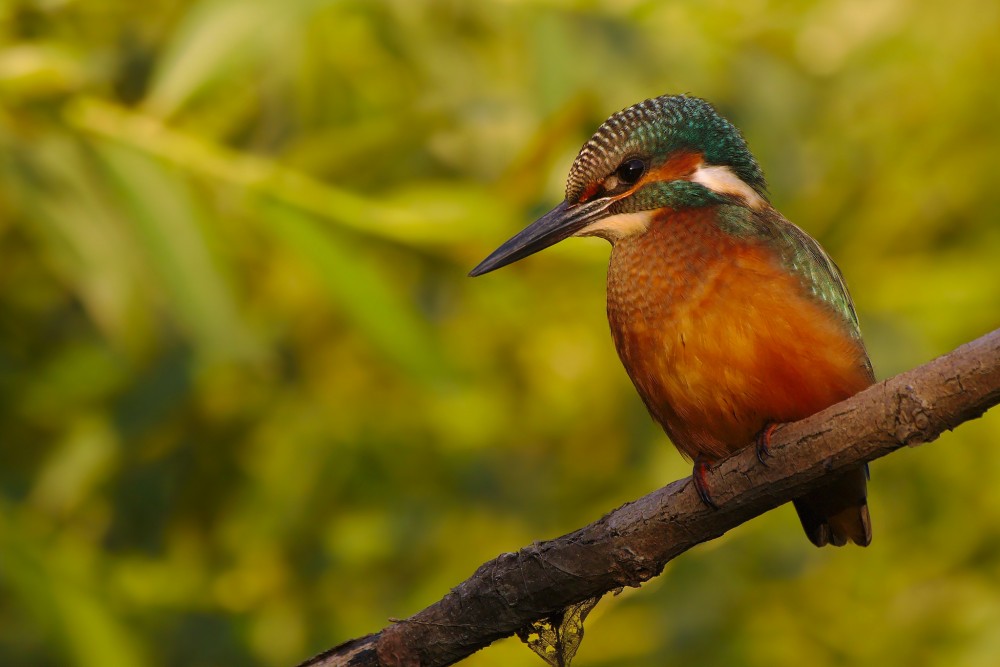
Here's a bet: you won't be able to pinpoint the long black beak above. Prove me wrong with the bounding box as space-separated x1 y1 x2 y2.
469 198 612 277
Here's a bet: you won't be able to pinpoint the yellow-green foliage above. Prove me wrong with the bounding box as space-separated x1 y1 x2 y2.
2 1 999 666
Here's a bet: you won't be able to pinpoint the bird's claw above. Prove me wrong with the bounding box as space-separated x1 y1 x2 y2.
755 422 779 466
693 457 719 510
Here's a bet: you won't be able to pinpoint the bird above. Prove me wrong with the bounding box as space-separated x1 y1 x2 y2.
469 94 873 547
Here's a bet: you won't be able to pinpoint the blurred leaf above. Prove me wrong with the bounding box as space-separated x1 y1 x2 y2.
261 201 445 380
0 43 83 101
146 0 332 116
93 140 258 360
13 136 153 351
0 502 146 667
66 98 502 249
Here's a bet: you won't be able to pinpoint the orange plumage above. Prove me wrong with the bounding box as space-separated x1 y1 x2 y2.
607 208 872 461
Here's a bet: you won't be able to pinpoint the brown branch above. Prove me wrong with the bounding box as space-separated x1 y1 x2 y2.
299 328 1000 667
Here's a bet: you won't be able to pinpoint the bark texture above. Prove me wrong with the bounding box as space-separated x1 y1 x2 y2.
299 328 1000 667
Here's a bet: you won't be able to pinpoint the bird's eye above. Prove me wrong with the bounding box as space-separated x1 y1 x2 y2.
615 158 646 186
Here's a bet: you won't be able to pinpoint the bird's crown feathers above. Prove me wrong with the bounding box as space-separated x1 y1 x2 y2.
566 94 767 203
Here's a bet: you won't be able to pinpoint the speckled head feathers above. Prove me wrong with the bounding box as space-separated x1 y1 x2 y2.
467 94 771 277
566 94 767 203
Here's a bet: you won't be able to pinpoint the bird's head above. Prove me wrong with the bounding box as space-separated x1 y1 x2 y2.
470 94 769 277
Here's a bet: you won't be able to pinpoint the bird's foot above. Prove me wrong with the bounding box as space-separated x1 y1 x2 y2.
693 456 719 510
754 422 779 466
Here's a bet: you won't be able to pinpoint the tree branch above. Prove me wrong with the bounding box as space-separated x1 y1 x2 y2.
299 328 1000 667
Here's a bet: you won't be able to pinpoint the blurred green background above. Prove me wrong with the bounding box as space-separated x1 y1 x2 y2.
2 0 1000 666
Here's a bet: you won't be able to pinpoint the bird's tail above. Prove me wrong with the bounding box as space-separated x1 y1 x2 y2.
792 465 871 547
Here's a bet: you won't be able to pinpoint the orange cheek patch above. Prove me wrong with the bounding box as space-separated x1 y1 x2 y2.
578 182 601 202
641 151 703 185
576 151 703 204
601 151 703 202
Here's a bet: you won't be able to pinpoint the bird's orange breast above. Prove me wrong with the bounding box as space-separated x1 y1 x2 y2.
607 208 872 461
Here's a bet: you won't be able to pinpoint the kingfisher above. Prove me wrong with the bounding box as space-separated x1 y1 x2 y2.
470 94 873 547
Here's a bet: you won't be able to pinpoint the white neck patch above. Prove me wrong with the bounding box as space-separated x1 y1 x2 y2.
690 164 766 210
573 210 654 242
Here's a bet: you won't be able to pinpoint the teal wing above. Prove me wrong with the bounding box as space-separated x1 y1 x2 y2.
773 219 859 330
766 212 875 379
717 204 873 378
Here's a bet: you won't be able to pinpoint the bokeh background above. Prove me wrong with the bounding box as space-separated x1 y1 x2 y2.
2 1 1000 665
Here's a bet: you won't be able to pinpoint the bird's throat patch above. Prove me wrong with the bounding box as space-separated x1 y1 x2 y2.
574 210 653 242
